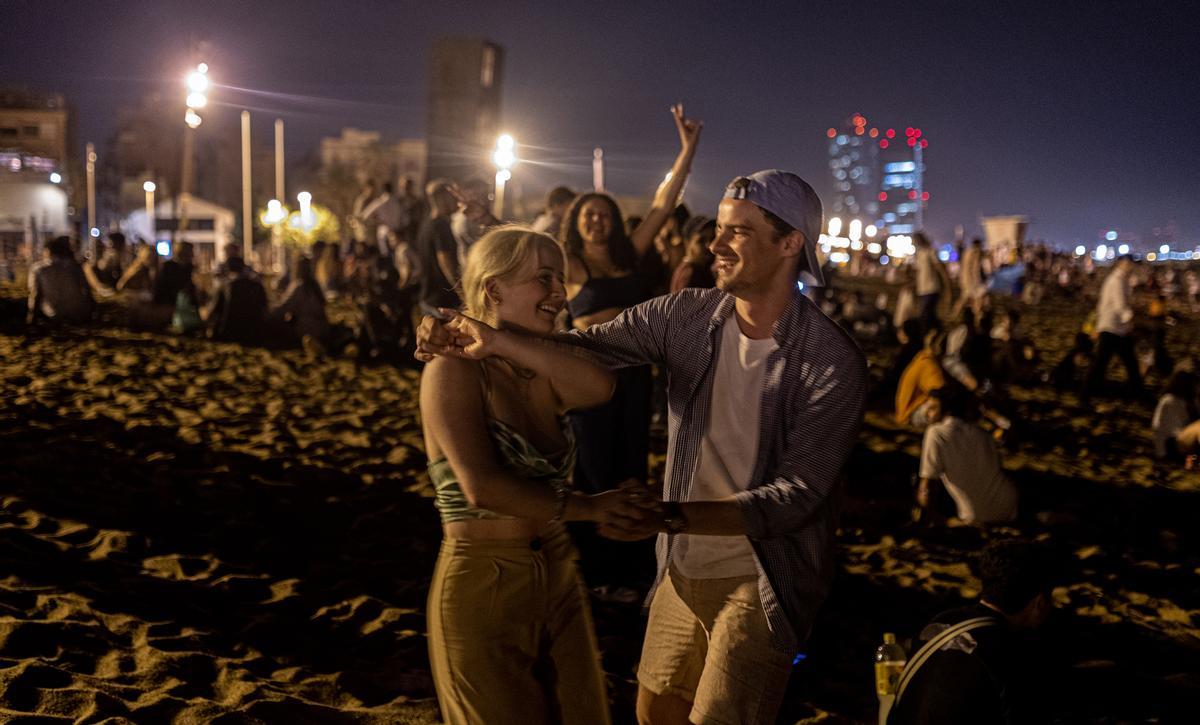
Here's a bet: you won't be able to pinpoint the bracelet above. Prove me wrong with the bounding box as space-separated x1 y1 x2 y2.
549 487 570 524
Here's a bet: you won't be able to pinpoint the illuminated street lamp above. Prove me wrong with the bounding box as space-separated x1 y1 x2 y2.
297 191 314 228
492 134 516 217
143 181 156 240
49 172 62 184
179 61 208 241
827 217 842 238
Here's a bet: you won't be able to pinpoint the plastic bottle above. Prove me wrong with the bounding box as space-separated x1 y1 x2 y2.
874 632 907 697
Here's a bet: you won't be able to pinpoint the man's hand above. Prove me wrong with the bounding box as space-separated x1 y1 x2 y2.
414 310 474 362
597 480 665 541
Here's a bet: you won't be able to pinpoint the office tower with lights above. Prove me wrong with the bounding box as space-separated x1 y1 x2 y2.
874 126 928 234
825 113 880 221
425 37 504 183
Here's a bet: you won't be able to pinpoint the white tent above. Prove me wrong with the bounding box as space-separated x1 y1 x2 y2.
122 194 235 268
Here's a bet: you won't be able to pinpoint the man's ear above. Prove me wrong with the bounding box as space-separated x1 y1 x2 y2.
779 230 806 261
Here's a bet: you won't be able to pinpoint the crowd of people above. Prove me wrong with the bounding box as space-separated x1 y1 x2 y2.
10 103 1198 723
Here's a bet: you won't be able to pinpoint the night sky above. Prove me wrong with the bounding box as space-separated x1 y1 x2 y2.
3 0 1197 247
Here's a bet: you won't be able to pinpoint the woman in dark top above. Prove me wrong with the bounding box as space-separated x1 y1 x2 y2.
558 104 701 490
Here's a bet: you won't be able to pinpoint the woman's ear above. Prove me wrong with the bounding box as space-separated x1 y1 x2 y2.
484 277 502 305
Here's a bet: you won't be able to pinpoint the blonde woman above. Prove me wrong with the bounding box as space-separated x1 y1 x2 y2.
421 226 642 725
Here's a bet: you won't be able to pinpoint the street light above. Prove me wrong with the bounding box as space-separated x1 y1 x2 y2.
492 134 516 217
143 181 156 241
297 191 313 228
49 172 61 184
179 61 208 242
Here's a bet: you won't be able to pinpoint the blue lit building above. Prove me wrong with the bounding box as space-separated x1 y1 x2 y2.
826 118 929 236
825 113 879 221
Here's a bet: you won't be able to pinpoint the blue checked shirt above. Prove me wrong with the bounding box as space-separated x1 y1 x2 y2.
569 287 867 653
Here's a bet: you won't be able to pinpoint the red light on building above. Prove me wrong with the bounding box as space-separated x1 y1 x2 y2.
907 137 917 147
879 139 889 148
878 192 887 201
886 129 896 138
827 128 836 138
869 128 879 138
855 127 864 135
921 192 930 201
908 190 918 200
905 127 914 136
919 139 928 149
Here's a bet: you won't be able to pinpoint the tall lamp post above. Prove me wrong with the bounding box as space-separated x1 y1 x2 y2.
178 62 208 246
143 181 156 242
492 134 516 218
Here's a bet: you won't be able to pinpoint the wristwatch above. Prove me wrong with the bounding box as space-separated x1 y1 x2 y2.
661 502 689 534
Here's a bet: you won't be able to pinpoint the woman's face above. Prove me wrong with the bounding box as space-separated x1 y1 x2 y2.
493 242 567 334
576 198 614 246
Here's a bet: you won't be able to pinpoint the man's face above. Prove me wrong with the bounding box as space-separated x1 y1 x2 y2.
710 198 798 295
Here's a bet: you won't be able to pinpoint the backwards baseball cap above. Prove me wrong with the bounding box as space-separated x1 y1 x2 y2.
723 169 825 287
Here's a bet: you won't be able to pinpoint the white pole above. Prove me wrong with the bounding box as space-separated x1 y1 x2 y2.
592 147 604 192
241 111 252 261
274 118 284 201
494 171 508 219
144 185 155 240
85 142 96 255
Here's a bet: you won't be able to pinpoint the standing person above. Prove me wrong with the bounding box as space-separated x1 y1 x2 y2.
419 169 868 725
532 185 576 238
450 177 501 265
397 176 427 244
560 104 701 493
27 236 94 324
416 180 462 315
421 226 638 725
913 232 950 333
1083 255 1142 401
361 181 407 255
952 237 985 317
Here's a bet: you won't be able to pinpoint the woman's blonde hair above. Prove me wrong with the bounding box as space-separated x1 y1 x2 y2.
461 225 562 320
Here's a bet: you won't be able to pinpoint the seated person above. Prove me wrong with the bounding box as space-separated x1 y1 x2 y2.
85 232 129 296
116 243 158 298
895 329 947 426
916 385 1018 524
27 236 95 324
1152 370 1200 461
206 255 268 344
1049 332 1093 391
942 309 984 391
132 241 199 332
882 318 926 398
887 540 1057 725
271 256 331 350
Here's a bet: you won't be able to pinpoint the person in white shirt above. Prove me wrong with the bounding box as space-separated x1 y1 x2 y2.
1152 370 1200 460
913 232 951 333
917 384 1017 524
1083 255 1142 400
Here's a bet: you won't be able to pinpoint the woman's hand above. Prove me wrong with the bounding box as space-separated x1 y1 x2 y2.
575 489 650 530
671 103 703 154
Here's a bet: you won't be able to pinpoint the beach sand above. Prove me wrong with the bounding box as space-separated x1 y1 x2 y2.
2 284 1198 723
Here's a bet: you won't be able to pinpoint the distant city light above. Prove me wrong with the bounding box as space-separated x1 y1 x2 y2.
1160 244 1170 254
1117 243 1130 255
848 219 863 242
827 217 842 237
1074 244 1086 256
49 172 61 183
156 240 171 256
878 192 887 201
826 128 836 138
1096 243 1108 259
885 129 896 138
867 242 882 254
880 255 890 265
938 249 950 262
1105 230 1118 241
89 227 100 238
865 224 878 237
1147 252 1157 261
879 140 889 149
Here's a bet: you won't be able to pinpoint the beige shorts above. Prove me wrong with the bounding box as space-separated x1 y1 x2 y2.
637 568 793 725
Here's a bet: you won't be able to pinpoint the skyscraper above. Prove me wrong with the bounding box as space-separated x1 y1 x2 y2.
825 116 929 236
825 113 879 221
425 38 504 184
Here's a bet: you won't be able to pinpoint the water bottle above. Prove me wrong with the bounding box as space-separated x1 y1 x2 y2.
875 632 907 696
875 632 907 725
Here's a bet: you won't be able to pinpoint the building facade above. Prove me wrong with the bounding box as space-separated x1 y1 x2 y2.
826 116 929 237
425 37 503 183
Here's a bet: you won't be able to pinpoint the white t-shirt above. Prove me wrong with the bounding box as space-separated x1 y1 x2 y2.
1152 394 1190 458
915 248 942 296
1095 269 1134 336
674 314 777 579
919 417 1017 524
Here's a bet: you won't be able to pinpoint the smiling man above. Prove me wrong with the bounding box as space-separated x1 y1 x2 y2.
417 170 867 724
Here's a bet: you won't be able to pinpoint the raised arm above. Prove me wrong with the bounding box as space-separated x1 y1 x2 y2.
421 356 640 525
628 104 703 259
442 311 615 412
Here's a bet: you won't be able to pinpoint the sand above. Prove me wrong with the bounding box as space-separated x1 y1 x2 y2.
2 282 1198 723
